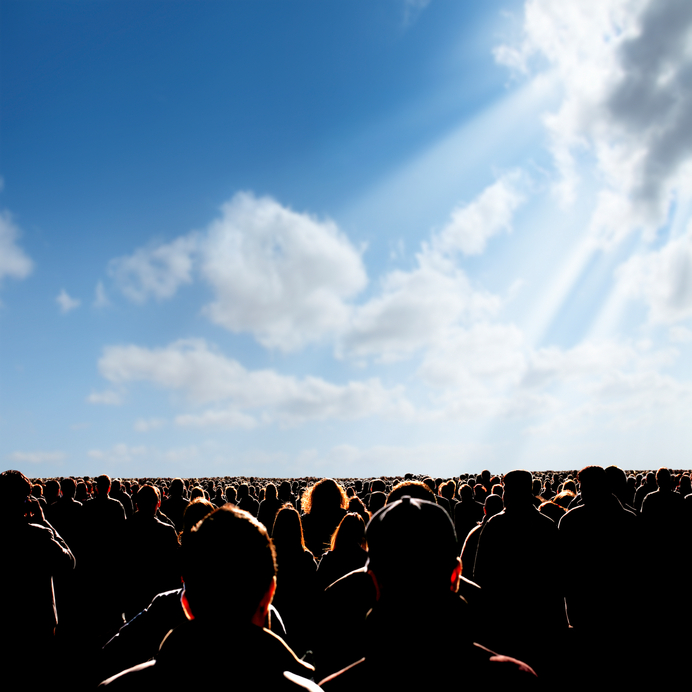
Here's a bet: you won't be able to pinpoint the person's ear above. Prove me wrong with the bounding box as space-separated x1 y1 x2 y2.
181 587 194 620
252 575 277 628
450 557 462 593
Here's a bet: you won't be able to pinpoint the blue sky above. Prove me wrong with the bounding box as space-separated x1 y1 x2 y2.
2 0 691 479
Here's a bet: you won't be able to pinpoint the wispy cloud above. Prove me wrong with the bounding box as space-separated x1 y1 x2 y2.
97 338 414 427
8 450 66 464
56 289 80 313
0 210 33 283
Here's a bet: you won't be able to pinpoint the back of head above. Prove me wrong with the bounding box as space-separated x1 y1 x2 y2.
387 480 435 505
181 498 216 543
60 477 77 500
370 479 386 494
605 465 627 497
656 467 671 490
182 505 276 623
366 496 458 597
577 466 608 503
0 470 31 514
272 504 306 551
484 493 504 518
96 474 111 496
331 512 365 551
502 470 533 508
302 478 347 515
135 484 161 514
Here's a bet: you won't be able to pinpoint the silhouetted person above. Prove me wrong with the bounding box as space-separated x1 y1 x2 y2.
454 483 484 546
0 470 75 688
473 470 566 675
99 505 315 690
319 496 536 690
301 479 348 559
161 478 189 533
316 512 367 590
123 485 180 620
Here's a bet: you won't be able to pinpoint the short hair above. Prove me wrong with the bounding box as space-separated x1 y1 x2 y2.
135 484 160 511
182 505 276 622
387 480 435 505
366 496 458 595
0 470 31 505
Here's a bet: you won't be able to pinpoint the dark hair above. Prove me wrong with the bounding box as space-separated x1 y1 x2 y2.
301 478 348 514
182 505 276 622
330 512 365 551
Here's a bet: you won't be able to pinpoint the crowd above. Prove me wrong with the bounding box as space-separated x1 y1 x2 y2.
2 466 691 690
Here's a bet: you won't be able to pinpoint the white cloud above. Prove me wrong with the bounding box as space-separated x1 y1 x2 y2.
97 338 413 426
109 193 367 351
616 223 692 323
200 193 367 351
56 289 80 313
340 253 501 362
497 0 692 244
669 325 692 343
8 450 66 464
109 234 198 303
0 211 33 282
87 389 124 405
433 172 525 256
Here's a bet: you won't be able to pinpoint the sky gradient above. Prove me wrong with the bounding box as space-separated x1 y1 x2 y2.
2 0 691 479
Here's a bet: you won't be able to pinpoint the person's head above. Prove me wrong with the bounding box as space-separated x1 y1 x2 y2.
180 498 216 544
502 470 533 508
271 504 306 549
656 467 672 490
578 466 609 503
366 496 459 600
264 483 277 502
0 470 32 514
458 484 474 502
605 465 627 499
301 478 348 515
330 512 366 552
170 478 185 498
182 505 277 625
370 479 386 494
135 484 161 516
387 480 436 505
483 493 504 518
95 474 111 496
56 478 74 501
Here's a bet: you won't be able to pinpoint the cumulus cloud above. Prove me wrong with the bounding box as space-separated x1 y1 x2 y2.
97 338 413 426
497 0 692 244
415 319 684 424
433 172 525 256
341 254 501 362
109 193 367 351
338 174 525 362
109 234 198 302
0 211 33 282
56 289 81 313
616 223 692 323
199 193 367 351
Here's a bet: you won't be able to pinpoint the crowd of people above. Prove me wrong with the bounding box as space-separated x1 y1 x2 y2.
2 466 691 690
